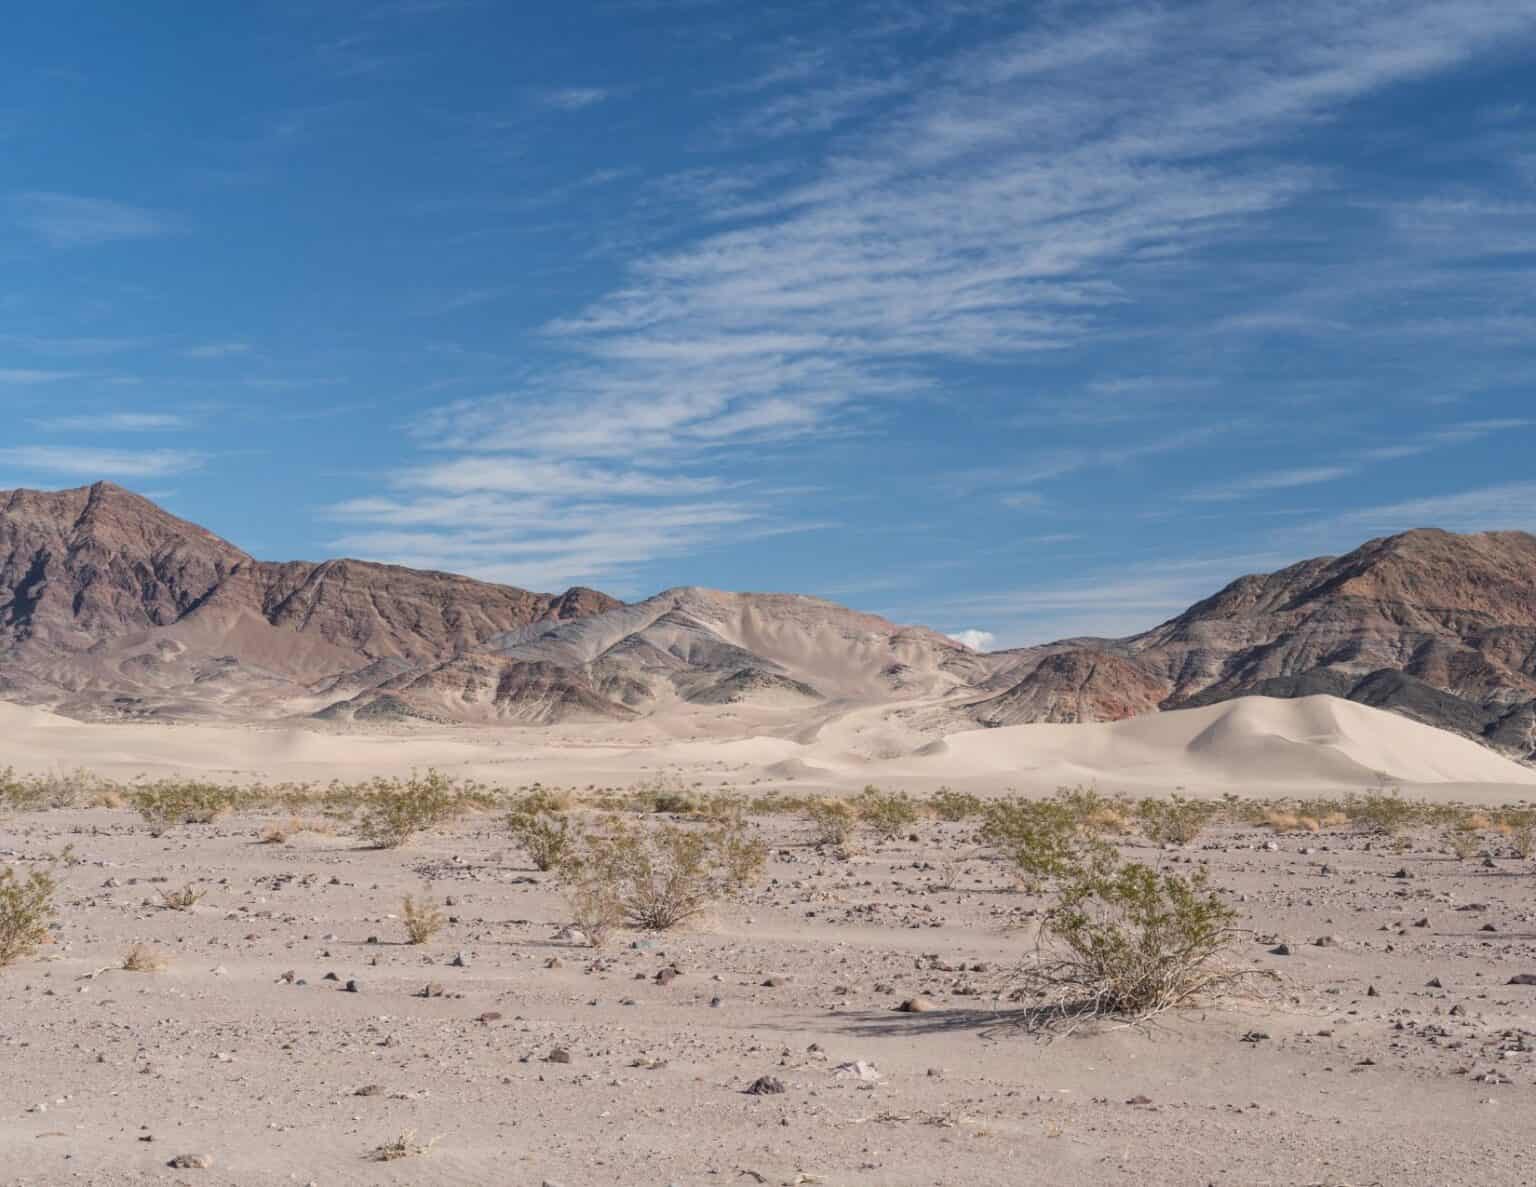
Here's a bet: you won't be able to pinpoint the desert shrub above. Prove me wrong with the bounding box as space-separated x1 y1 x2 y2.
560 815 765 931
1498 810 1536 858
1018 860 1255 1021
0 862 58 967
1137 795 1215 846
158 884 205 910
802 798 858 849
567 878 624 947
1264 810 1320 833
930 786 983 822
504 791 575 871
1346 783 1415 836
1055 785 1132 835
121 944 168 972
130 781 237 835
980 798 1114 889
857 785 918 843
357 770 485 848
401 892 446 944
0 767 108 811
369 1131 437 1161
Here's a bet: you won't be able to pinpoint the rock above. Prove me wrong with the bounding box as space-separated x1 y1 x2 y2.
1413 917 1430 927
1126 1094 1153 1105
449 952 468 968
322 971 339 981
1426 976 1443 988
1313 936 1338 948
897 996 937 1012
477 1011 503 1024
417 982 445 998
1269 944 1292 956
343 979 360 993
655 966 680 986
1366 984 1380 997
167 1154 213 1169
762 976 785 988
546 1047 572 1064
1480 923 1498 932
834 1060 882 1082
746 1075 786 1095
1507 973 1536 986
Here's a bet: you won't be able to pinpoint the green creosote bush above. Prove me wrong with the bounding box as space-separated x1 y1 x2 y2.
0 861 59 968
130 781 238 836
856 784 919 843
1136 795 1216 846
979 797 1116 890
559 815 766 932
504 790 575 871
1346 779 1416 836
1020 859 1258 1021
802 797 858 850
930 786 983 822
356 770 489 849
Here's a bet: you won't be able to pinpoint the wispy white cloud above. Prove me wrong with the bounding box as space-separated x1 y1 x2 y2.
181 341 251 359
11 192 177 246
1184 465 1354 502
538 87 611 111
0 446 205 479
30 412 188 432
1333 482 1536 534
376 0 1536 595
0 368 81 384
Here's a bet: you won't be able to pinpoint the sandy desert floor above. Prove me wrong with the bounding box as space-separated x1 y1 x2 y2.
4 794 1536 1187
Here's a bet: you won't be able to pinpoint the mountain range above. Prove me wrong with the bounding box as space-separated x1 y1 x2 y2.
3 482 1534 761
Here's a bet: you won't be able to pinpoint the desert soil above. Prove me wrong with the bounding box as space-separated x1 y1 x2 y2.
4 797 1536 1187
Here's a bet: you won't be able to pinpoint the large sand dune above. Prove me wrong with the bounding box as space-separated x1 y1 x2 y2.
3 694 1532 800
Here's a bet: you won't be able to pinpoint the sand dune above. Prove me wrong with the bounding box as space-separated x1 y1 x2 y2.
3 694 1532 801
893 695 1536 795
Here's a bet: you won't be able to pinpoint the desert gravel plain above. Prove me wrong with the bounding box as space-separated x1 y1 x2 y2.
4 697 1536 1186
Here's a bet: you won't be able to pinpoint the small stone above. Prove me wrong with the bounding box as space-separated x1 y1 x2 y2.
896 996 937 1013
477 1011 503 1024
1413 917 1430 928
545 956 563 969
1269 944 1292 956
1366 984 1380 997
746 1075 785 1095
167 1154 213 1170
343 979 360 993
1507 973 1536 986
1426 976 1443 988
1480 923 1497 932
449 952 468 968
322 972 339 981
546 1047 572 1064
655 966 680 986
1126 1094 1153 1105
762 976 785 988
1313 936 1338 948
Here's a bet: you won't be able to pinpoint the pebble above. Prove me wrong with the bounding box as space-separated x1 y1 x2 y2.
546 1047 572 1064
343 979 361 993
746 1075 786 1095
167 1154 213 1169
897 996 937 1013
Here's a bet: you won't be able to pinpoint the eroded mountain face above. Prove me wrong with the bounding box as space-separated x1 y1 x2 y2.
3 484 1535 760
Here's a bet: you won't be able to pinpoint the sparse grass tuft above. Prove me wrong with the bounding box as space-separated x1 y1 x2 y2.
121 944 168 972
157 884 205 910
130 781 236 836
929 786 983 821
401 892 446 945
368 1131 437 1161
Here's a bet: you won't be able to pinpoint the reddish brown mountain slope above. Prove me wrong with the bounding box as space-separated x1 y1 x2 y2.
0 482 620 716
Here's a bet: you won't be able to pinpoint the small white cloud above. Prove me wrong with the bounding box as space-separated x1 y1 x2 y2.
539 87 610 111
182 342 251 359
947 628 996 651
31 412 188 432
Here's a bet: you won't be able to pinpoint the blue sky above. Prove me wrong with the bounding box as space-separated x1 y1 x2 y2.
3 1 1535 648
